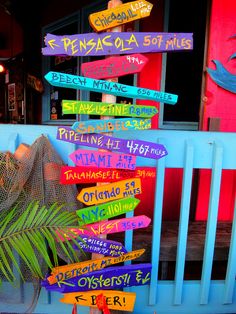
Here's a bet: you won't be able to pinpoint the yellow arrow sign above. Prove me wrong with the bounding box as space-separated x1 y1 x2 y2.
89 0 153 32
60 290 136 312
47 39 60 49
47 249 145 284
77 178 142 205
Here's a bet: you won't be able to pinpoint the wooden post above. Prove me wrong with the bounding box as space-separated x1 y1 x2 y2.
90 1 123 313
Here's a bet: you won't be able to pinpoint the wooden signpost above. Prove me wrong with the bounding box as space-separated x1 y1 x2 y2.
57 126 168 159
77 178 141 205
72 235 127 256
71 117 151 134
81 54 148 79
42 32 193 57
46 249 145 284
60 166 156 184
76 197 140 226
60 290 136 312
42 263 152 292
45 71 178 104
89 0 153 32
62 100 158 118
57 215 151 240
69 149 136 170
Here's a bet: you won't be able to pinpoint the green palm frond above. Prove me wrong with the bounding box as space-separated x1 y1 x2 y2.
0 201 83 284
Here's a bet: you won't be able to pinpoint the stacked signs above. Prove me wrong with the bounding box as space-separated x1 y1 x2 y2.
41 0 193 312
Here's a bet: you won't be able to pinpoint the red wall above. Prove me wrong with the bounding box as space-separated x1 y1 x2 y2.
196 0 236 221
0 8 23 58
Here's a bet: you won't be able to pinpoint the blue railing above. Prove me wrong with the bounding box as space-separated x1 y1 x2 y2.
0 125 235 314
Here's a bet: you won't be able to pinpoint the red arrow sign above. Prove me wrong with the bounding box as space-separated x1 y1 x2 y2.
81 54 148 79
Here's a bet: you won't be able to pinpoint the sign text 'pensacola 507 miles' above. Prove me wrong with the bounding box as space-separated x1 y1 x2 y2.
69 149 136 170
81 54 148 79
45 71 178 104
57 126 168 159
46 249 145 284
62 100 158 118
42 32 193 57
72 235 127 256
60 290 136 312
41 263 152 293
76 197 140 226
89 0 153 32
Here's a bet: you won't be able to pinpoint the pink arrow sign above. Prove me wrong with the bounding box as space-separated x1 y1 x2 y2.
57 215 151 241
69 149 136 170
81 54 148 79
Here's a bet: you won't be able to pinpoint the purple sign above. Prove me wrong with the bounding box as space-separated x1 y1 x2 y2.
42 32 193 57
41 263 151 292
57 126 168 159
73 235 127 256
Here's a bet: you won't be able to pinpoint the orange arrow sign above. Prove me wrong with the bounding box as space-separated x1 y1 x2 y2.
60 290 136 312
89 0 153 32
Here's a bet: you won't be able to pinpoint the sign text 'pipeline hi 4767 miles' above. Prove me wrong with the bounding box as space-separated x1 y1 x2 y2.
57 126 168 159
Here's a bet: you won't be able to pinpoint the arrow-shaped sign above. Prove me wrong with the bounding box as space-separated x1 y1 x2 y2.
57 215 151 241
69 149 136 170
77 178 141 205
46 249 145 284
42 32 193 57
76 197 140 226
45 71 178 105
41 263 152 292
81 54 148 79
62 100 158 118
89 0 153 32
71 117 151 134
57 126 168 159
60 290 136 312
72 235 127 256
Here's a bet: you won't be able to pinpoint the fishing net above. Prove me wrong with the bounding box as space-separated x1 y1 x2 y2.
0 134 84 313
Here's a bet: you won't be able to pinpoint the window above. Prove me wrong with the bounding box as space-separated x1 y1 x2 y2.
159 0 209 130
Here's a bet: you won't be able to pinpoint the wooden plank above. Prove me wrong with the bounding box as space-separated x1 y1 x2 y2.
60 290 136 312
60 166 156 184
76 197 140 226
46 249 145 284
72 235 127 256
62 99 158 118
57 126 168 159
69 149 136 170
81 54 148 79
77 178 141 205
45 71 178 104
41 263 152 292
57 215 151 241
71 117 151 134
42 32 193 57
89 0 153 32
60 166 136 184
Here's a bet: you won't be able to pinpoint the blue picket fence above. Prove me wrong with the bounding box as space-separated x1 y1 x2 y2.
0 124 235 314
